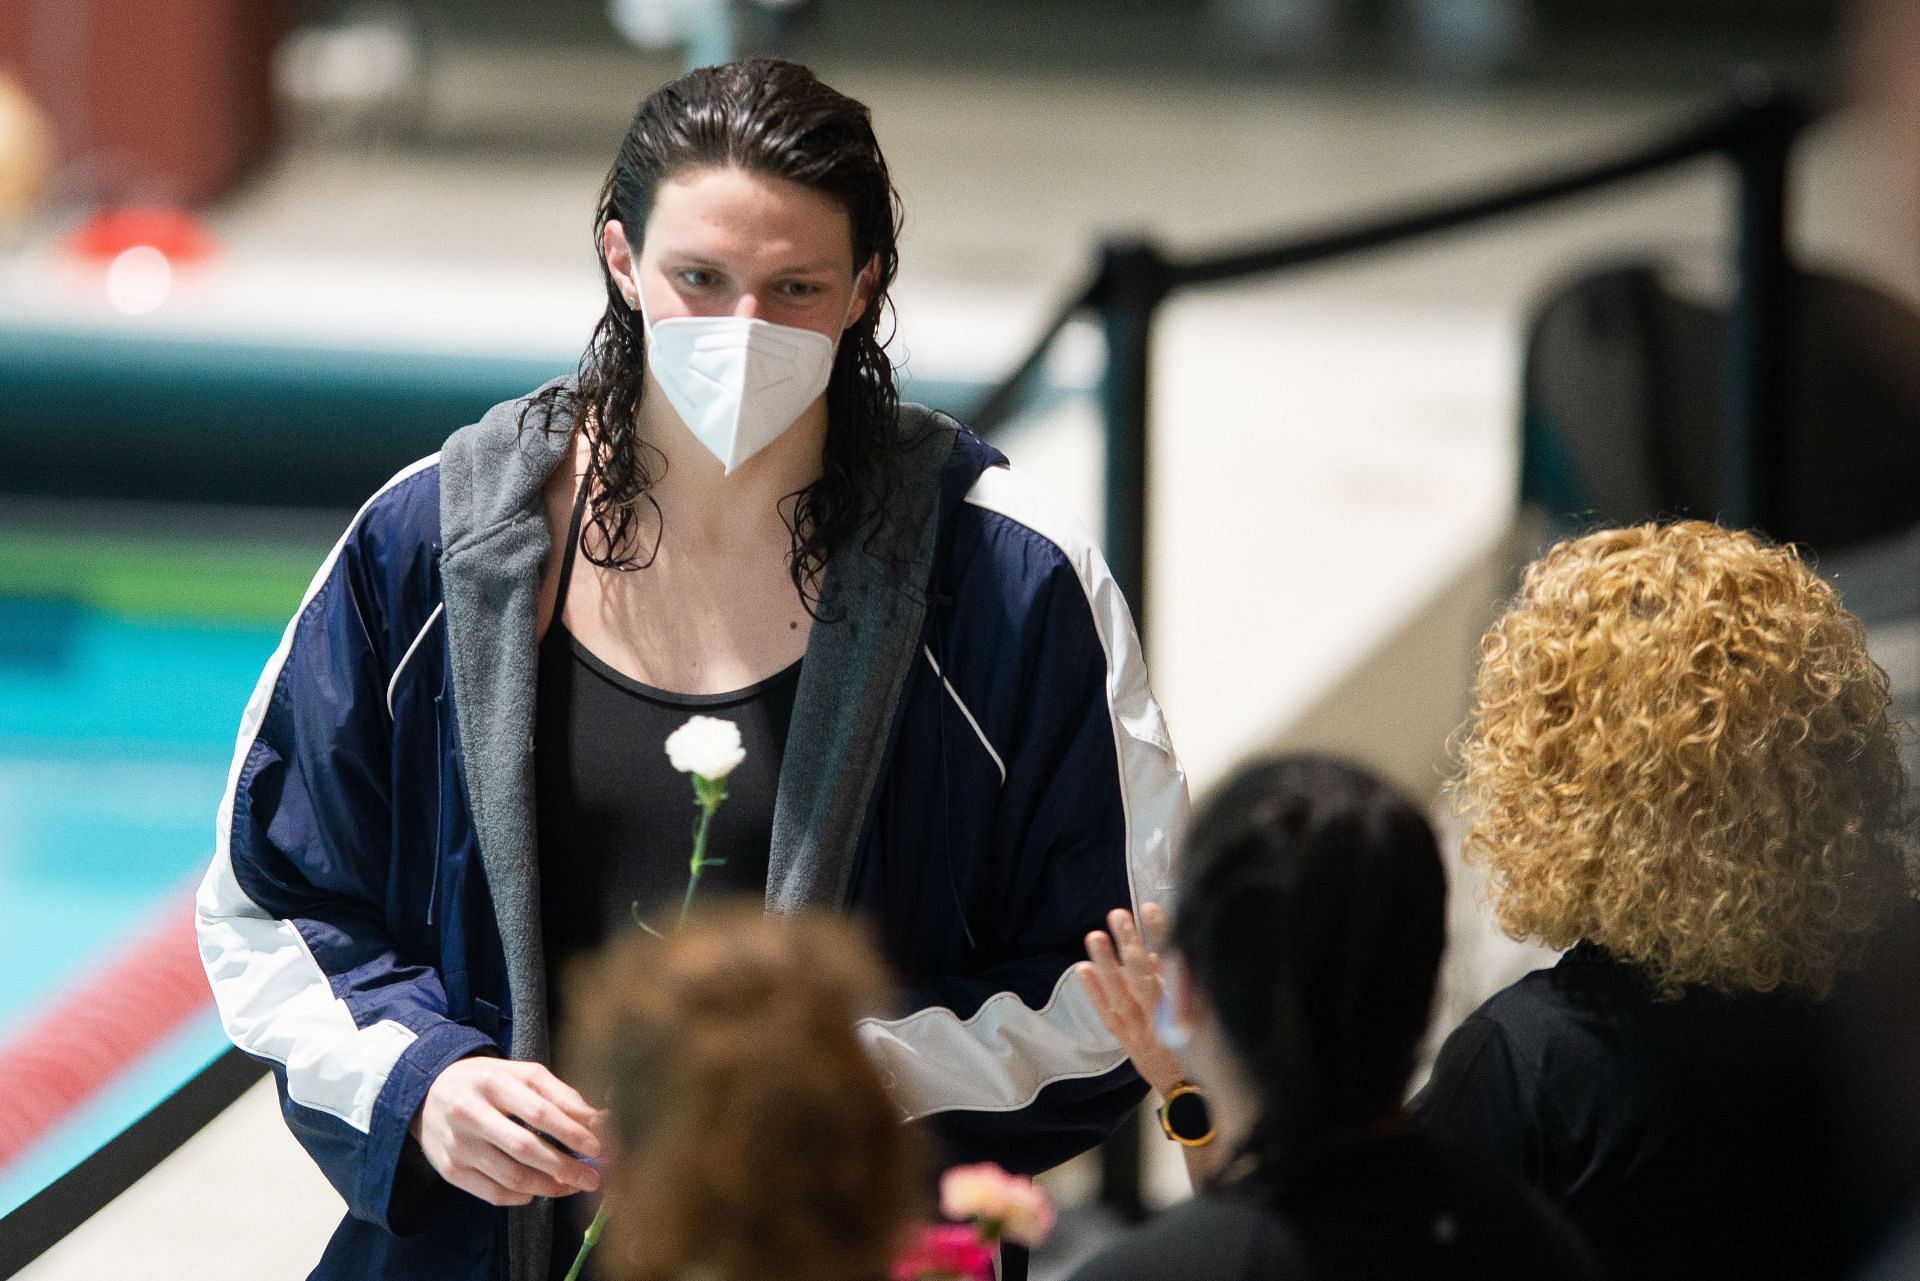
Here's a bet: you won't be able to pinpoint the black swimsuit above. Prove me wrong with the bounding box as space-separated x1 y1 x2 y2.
535 483 801 1278
534 481 802 1017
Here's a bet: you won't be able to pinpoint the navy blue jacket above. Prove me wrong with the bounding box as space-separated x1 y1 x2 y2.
196 397 1187 1280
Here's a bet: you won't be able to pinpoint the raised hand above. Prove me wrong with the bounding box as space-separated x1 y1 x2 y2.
1076 903 1184 1098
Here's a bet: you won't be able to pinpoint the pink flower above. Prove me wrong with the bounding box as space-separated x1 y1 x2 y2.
891 1224 995 1281
938 1163 1056 1248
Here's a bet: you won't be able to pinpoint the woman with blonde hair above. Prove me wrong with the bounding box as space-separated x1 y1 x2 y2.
562 900 924 1281
1418 520 1913 1281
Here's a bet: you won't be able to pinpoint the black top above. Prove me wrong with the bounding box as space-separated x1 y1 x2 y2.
1416 942 1860 1281
1066 1130 1601 1281
535 483 801 1021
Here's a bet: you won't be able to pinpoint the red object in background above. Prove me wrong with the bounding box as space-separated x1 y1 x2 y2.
63 204 217 264
0 0 291 205
0 891 214 1169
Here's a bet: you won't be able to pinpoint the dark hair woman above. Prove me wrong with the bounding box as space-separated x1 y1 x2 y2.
1070 756 1599 1281
197 60 1187 1281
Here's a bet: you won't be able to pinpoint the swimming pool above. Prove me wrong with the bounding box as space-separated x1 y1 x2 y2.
0 523 324 1216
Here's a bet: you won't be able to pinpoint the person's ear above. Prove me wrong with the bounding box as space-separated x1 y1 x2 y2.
603 220 642 311
845 254 879 330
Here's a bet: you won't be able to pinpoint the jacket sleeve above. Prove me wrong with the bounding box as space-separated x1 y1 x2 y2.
195 473 496 1231
858 465 1189 1177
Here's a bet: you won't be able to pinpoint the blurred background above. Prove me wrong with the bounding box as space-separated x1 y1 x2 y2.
1 1 1915 1276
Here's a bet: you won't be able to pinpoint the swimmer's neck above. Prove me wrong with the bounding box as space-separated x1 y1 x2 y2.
626 370 829 552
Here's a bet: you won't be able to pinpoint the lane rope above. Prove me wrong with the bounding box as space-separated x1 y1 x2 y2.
0 888 212 1169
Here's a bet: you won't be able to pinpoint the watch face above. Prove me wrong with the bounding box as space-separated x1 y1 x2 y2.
1164 1089 1212 1143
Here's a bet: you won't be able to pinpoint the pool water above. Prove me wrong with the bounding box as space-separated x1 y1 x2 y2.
0 544 316 1216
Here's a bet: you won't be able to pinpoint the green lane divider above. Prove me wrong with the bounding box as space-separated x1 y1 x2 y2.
0 532 327 625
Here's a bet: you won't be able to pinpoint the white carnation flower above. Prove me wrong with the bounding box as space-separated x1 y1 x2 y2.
664 715 746 780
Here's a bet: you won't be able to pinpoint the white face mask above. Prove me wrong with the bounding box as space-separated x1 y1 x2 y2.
637 290 846 475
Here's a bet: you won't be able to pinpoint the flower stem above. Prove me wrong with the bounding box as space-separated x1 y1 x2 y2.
582 769 729 1275
563 1204 606 1281
679 783 722 926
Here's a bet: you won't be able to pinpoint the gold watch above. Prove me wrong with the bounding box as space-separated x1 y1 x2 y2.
1156 1081 1214 1147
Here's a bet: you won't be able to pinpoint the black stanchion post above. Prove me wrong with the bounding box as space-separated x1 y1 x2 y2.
1723 70 1799 535
1091 236 1172 1226
1095 238 1171 636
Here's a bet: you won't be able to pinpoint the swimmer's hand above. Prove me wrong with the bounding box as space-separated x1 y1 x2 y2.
409 1057 607 1206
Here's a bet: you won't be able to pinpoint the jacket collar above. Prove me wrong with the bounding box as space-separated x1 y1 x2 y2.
766 406 966 911
438 382 569 1064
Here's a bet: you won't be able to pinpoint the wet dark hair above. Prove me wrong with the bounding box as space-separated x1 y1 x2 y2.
1171 755 1446 1193
523 59 906 609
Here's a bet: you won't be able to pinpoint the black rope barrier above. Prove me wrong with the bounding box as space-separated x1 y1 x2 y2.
1169 107 1757 288
974 82 1821 436
969 277 1101 435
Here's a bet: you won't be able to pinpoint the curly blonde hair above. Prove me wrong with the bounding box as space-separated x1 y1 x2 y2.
1458 521 1911 996
562 902 923 1281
